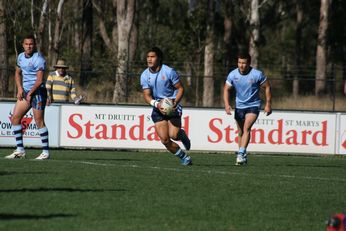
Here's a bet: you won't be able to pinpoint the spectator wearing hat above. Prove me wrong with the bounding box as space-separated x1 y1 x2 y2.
46 59 83 104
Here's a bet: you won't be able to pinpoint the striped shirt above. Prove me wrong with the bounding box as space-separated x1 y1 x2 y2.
46 71 77 102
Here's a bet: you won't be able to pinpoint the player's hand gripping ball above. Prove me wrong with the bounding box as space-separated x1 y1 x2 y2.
159 98 174 116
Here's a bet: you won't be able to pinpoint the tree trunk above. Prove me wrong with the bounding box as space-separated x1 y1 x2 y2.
80 0 93 87
0 0 8 97
293 0 303 97
343 16 346 95
50 0 65 68
37 0 49 53
31 0 35 37
193 55 201 107
129 0 138 63
202 0 215 107
73 0 81 52
315 0 331 95
92 0 117 53
223 0 233 71
249 0 260 68
112 0 135 103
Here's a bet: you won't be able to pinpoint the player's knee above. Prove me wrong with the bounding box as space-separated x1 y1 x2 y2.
244 127 252 133
11 116 22 124
161 138 171 146
169 133 178 141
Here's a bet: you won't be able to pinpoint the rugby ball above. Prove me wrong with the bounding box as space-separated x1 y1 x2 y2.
160 98 174 116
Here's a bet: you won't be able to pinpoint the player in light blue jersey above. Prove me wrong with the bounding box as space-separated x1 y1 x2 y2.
140 47 192 165
223 53 272 165
5 35 50 160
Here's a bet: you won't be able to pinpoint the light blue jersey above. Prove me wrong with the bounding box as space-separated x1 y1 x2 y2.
225 67 267 109
17 52 46 92
140 64 180 100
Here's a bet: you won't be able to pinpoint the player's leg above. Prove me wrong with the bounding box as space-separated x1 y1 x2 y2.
31 88 50 160
176 129 190 150
155 120 179 153
234 108 247 165
235 110 258 165
234 119 247 165
5 100 31 159
172 105 190 150
234 108 247 164
151 107 191 165
32 108 49 159
235 119 244 150
241 113 258 152
168 117 192 165
152 108 176 152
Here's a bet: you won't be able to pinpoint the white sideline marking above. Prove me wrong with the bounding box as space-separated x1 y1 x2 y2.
68 160 346 183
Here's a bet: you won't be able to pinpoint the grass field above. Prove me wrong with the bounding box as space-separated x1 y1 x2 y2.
1 148 346 231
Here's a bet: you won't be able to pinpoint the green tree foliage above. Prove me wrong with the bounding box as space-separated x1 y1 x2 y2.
2 0 345 109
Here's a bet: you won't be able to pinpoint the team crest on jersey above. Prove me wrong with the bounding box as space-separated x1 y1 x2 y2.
248 78 255 84
161 75 166 80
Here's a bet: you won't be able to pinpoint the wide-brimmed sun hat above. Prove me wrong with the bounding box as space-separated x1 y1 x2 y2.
54 59 69 69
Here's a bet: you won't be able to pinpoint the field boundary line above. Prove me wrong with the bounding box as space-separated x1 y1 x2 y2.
62 160 346 183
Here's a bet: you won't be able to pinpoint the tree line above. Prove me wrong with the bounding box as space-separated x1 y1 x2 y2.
0 0 345 107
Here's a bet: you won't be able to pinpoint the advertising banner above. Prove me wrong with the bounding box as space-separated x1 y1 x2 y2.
0 102 60 147
338 114 346 154
60 105 163 149
184 109 336 154
60 105 336 154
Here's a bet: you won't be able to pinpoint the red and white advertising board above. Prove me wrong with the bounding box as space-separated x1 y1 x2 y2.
188 109 336 154
60 105 337 154
0 103 60 147
60 105 163 149
338 114 346 154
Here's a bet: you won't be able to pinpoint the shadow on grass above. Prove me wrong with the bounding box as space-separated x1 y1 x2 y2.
268 163 343 168
85 158 143 162
0 187 126 193
194 164 231 167
0 171 49 176
0 213 76 220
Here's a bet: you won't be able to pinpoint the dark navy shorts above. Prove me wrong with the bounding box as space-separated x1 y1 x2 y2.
234 107 259 121
24 87 47 110
151 105 182 123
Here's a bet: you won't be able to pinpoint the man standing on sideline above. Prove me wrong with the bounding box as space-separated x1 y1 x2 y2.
46 59 83 104
5 35 50 160
140 47 192 165
223 53 272 165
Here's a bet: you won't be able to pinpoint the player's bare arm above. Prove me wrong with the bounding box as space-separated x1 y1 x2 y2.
143 88 165 114
223 83 232 115
261 80 272 116
173 81 184 108
143 88 154 105
14 67 24 100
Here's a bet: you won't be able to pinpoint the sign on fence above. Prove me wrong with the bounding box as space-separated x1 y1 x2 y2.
0 102 343 155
